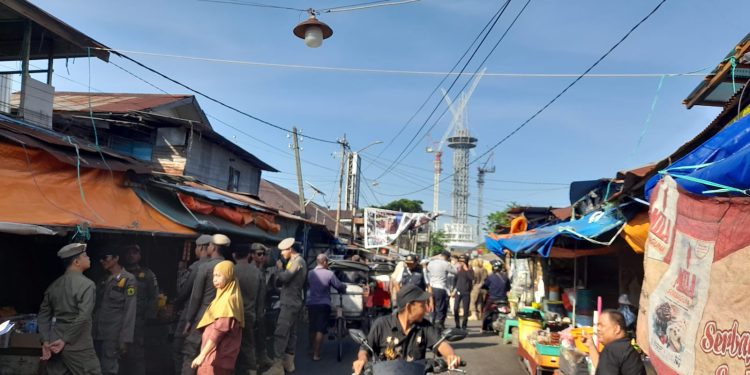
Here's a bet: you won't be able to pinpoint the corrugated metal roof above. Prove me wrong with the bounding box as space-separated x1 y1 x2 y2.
52 92 192 113
684 32 750 108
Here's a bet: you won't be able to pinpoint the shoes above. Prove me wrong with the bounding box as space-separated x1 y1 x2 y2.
265 360 285 375
283 354 296 373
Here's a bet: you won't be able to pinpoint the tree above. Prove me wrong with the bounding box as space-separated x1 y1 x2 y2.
430 230 446 256
484 202 520 233
378 199 424 213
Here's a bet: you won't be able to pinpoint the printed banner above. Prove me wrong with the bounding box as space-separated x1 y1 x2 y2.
363 208 432 249
637 176 750 375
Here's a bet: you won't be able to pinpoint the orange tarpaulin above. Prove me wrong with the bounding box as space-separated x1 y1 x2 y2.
0 141 194 235
621 211 649 254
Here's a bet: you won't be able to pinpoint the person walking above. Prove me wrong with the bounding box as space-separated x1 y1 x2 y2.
121 244 159 375
425 251 456 330
191 261 245 375
267 237 307 375
453 255 473 330
233 244 263 375
92 248 137 375
250 243 273 371
181 234 231 375
38 243 102 375
174 234 212 375
469 258 488 321
307 253 346 361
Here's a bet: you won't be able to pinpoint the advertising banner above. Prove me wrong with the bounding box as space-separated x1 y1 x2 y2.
363 208 432 249
637 176 750 375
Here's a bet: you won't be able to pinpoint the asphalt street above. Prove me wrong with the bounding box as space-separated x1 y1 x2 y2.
283 318 528 375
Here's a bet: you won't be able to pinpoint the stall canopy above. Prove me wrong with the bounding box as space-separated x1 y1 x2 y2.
485 208 626 257
0 139 194 235
645 114 750 200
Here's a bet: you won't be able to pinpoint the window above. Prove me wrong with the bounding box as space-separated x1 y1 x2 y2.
228 166 241 192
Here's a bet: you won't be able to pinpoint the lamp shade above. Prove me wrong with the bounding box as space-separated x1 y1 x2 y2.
293 15 333 48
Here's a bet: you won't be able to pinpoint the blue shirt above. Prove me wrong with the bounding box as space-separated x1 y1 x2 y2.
482 272 510 302
307 266 346 306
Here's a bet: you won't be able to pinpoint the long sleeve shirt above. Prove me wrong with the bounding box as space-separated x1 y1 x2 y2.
426 259 457 290
93 271 137 344
235 262 262 323
37 271 97 351
276 254 307 309
307 266 346 306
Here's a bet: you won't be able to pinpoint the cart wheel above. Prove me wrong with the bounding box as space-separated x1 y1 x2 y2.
336 317 346 362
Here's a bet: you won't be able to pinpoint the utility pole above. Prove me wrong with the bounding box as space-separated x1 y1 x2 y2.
335 134 348 238
292 127 306 217
476 153 495 239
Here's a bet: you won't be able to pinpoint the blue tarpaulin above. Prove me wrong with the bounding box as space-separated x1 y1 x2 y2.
485 208 625 257
645 115 750 200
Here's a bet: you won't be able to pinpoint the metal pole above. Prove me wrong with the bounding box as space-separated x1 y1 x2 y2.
292 127 306 216
19 21 32 117
335 134 347 238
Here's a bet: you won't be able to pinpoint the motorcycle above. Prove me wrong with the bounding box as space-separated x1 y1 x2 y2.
349 327 468 375
483 300 510 333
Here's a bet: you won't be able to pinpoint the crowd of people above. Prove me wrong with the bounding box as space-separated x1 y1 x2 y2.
37 237 645 375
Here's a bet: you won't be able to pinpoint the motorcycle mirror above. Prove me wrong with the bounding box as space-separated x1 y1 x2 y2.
441 328 468 342
349 329 368 346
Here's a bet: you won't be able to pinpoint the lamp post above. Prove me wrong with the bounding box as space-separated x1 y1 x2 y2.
346 141 382 243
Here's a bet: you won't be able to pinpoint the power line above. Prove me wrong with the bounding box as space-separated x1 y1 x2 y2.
88 48 710 78
108 50 339 144
387 0 668 197
373 0 512 180
388 0 533 175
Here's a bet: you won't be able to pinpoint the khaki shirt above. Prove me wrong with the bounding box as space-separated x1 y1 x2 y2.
93 270 137 344
127 265 159 321
276 254 307 309
235 262 262 323
37 271 97 351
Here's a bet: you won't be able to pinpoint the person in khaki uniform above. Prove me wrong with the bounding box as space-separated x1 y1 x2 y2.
173 234 212 375
180 234 230 375
121 244 159 375
469 258 488 321
251 243 273 370
38 243 102 375
92 248 137 375
233 243 263 375
267 238 307 375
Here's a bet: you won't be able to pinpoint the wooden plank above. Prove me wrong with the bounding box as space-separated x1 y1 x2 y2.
686 41 750 108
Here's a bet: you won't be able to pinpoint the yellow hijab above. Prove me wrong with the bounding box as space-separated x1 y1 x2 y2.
196 260 245 329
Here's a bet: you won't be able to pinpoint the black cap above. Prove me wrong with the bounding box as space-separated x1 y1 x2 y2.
397 284 430 309
98 247 121 260
405 254 418 263
441 250 451 258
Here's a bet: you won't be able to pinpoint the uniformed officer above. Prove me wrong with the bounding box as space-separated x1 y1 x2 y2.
173 234 212 375
38 243 102 375
93 248 137 375
233 243 263 375
180 233 230 375
251 243 273 370
267 237 307 375
120 244 159 375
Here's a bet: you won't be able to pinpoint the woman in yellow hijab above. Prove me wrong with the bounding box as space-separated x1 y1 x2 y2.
191 260 245 375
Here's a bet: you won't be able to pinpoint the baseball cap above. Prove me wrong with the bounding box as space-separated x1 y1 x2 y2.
405 254 418 263
397 284 430 309
440 250 451 258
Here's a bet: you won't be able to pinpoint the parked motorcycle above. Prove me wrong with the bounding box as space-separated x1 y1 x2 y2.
483 300 510 333
349 327 468 375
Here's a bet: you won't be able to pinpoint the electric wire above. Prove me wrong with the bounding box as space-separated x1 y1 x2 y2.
386 0 668 197
373 0 513 180
108 50 339 144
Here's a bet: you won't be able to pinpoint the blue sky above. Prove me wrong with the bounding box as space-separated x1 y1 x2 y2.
13 0 750 224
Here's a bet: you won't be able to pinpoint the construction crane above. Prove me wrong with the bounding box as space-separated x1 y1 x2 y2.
476 152 495 239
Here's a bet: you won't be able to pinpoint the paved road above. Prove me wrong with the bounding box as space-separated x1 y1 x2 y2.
284 318 528 375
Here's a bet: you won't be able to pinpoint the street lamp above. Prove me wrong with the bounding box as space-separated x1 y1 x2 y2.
293 10 333 48
355 140 383 154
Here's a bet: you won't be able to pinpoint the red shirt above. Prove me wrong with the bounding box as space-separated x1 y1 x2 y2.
198 317 242 375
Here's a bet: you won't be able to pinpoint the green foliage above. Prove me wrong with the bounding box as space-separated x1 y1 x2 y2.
377 199 424 213
430 230 446 256
484 202 520 233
